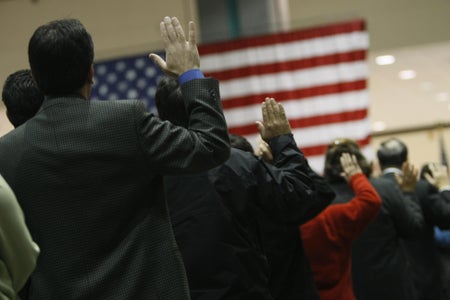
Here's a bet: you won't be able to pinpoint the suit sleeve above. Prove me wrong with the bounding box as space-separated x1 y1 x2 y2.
256 134 335 225
0 175 39 295
424 188 450 229
374 179 425 238
136 78 230 174
324 174 382 242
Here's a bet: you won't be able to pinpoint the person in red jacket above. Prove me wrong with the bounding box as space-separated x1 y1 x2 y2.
300 145 382 300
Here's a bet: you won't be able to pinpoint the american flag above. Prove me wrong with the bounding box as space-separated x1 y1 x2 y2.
91 19 371 173
91 53 165 115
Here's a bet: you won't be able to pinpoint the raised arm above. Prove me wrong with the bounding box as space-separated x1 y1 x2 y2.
326 153 382 241
138 17 230 174
255 98 335 224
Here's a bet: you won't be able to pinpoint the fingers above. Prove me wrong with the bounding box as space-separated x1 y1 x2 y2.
172 17 186 42
278 103 287 122
264 98 276 123
161 17 187 44
160 20 170 46
261 101 269 124
402 162 417 179
188 21 196 46
340 152 350 166
163 16 177 43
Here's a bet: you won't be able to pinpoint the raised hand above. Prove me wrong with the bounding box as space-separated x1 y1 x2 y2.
256 98 291 141
395 162 418 192
149 16 200 77
424 163 450 190
340 153 363 182
255 137 274 163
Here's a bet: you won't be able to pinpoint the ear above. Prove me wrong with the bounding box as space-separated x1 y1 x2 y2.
87 64 94 84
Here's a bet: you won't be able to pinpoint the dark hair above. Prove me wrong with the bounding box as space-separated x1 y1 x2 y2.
28 19 94 95
154 76 187 126
324 138 372 183
377 138 408 169
2 69 44 127
229 133 254 153
419 163 432 180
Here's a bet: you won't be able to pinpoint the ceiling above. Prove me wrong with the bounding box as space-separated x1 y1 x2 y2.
368 40 450 134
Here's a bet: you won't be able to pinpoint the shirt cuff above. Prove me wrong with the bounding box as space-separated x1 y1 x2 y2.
179 69 204 85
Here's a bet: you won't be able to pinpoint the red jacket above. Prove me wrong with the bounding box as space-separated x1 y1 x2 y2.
300 173 382 300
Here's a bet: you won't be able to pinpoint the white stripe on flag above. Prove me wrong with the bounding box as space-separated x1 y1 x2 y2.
224 90 369 128
219 61 368 100
202 32 369 72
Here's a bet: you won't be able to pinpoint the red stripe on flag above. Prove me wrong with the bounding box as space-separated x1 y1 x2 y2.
228 109 368 136
205 50 366 81
199 19 365 55
222 79 366 109
301 136 371 157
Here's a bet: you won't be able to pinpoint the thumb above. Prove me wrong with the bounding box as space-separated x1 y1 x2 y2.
256 121 265 136
149 53 167 70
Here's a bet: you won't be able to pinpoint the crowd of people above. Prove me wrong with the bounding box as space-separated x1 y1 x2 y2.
0 16 449 300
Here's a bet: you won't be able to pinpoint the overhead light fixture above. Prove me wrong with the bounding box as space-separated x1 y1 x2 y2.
398 70 416 80
375 55 395 65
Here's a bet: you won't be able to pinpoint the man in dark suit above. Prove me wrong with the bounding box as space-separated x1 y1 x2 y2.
0 17 230 299
377 138 449 300
155 77 335 299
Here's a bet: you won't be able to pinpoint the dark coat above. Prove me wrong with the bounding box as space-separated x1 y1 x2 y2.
166 134 334 300
0 78 230 299
259 155 335 300
338 177 424 300
400 177 450 300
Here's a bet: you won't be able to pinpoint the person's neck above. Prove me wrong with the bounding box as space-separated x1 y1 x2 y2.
382 167 402 175
78 83 91 100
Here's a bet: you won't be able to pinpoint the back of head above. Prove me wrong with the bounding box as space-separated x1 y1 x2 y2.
376 138 408 170
155 76 188 127
28 19 94 96
324 138 372 183
2 69 44 127
229 134 254 153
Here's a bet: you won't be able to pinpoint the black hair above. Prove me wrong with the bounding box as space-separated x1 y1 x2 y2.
324 138 372 183
419 163 432 180
377 138 408 169
154 76 187 126
2 69 44 127
28 19 94 95
229 133 254 153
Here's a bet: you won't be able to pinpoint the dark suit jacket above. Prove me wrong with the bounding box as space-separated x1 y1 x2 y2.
348 177 423 300
259 146 335 300
166 134 334 300
401 177 450 300
0 78 230 300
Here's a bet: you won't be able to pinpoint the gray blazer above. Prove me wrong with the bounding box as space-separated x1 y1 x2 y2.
0 78 230 300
